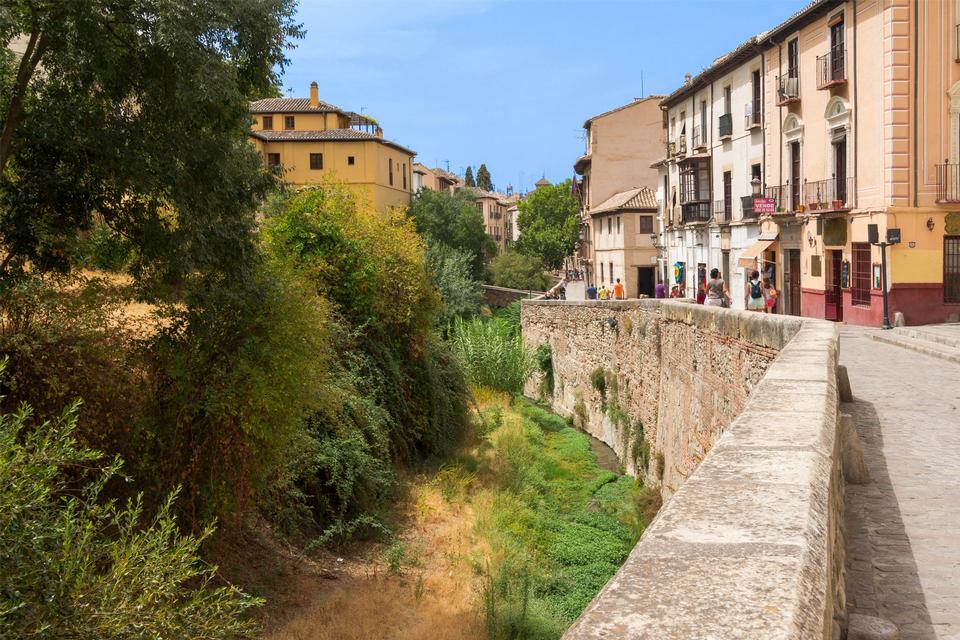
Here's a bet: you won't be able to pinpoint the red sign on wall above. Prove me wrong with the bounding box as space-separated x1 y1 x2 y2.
753 197 776 214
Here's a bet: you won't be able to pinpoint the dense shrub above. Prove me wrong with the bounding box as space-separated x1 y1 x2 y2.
489 252 553 291
451 316 533 393
0 390 259 639
426 242 484 329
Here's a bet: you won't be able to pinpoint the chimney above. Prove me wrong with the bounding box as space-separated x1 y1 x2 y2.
684 73 692 85
309 81 319 108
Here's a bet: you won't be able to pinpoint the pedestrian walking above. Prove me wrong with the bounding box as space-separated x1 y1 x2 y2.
745 270 766 312
613 278 625 300
704 268 730 308
655 281 666 299
598 284 610 300
763 278 778 313
586 282 598 300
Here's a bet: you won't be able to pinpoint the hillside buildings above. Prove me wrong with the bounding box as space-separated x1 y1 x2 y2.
573 96 666 297
643 0 960 326
249 82 415 210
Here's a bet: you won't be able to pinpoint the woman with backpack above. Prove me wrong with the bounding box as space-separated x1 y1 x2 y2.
745 270 766 312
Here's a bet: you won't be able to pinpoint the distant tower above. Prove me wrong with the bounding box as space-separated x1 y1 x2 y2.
506 183 514 196
535 177 552 190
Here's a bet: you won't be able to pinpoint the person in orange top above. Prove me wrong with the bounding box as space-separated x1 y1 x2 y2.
613 278 625 300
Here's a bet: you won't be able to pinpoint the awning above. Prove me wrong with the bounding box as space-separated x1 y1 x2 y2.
737 237 777 268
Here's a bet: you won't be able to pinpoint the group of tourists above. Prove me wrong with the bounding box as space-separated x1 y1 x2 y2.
585 278 625 301
695 268 777 312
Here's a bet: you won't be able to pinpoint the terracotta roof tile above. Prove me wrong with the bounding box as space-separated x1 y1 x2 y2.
590 186 658 214
249 128 415 155
249 97 343 114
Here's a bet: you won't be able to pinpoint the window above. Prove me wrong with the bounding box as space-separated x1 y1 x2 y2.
266 153 280 167
284 115 295 130
751 70 761 124
787 38 799 78
638 216 653 233
609 262 614 282
852 243 872 306
309 153 323 170
751 163 762 182
946 236 960 303
600 262 605 282
616 216 621 233
262 115 273 130
607 217 612 234
403 163 407 189
723 86 731 115
699 100 707 144
389 158 394 186
348 156 355 165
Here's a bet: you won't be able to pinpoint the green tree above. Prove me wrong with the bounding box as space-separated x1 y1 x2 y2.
464 166 475 187
408 187 496 279
426 243 484 328
0 388 261 638
515 180 580 270
476 163 493 191
0 0 302 289
489 252 553 291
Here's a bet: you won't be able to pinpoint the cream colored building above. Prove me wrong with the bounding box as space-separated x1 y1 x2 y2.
590 187 659 297
573 96 665 292
413 163 461 193
653 0 960 326
249 82 415 211
472 189 516 253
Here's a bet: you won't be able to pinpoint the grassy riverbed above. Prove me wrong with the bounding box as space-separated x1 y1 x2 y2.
261 388 660 640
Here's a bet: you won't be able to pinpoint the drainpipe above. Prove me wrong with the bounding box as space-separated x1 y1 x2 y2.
761 48 767 192
851 0 858 209
778 40 784 189
912 0 919 208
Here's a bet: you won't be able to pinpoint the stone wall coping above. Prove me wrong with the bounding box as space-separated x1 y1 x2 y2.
548 304 841 639
523 299 809 350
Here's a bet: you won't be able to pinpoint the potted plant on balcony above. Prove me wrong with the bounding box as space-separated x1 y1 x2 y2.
832 198 843 210
808 201 819 211
797 204 806 213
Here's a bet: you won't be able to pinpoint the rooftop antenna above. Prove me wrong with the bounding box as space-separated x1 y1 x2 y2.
360 106 366 115
286 87 294 97
445 160 450 172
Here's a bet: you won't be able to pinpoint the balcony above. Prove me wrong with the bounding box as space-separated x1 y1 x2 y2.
744 102 762 130
816 48 847 89
718 113 732 139
776 75 800 106
765 184 800 213
714 199 729 223
692 126 706 150
667 141 676 158
740 196 760 220
937 163 960 203
677 134 687 157
803 176 855 211
681 202 712 224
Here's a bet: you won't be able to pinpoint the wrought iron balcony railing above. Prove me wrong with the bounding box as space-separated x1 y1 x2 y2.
803 176 854 210
776 74 800 106
718 113 732 138
691 126 706 150
744 102 762 129
816 48 847 89
936 162 960 203
681 202 712 224
740 196 758 220
714 199 729 223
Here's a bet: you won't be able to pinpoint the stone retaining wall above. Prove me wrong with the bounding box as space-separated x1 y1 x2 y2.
520 300 844 639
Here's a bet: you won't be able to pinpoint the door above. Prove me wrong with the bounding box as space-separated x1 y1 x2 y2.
722 250 730 286
825 250 843 321
637 267 655 298
834 138 847 205
790 142 801 210
785 249 801 316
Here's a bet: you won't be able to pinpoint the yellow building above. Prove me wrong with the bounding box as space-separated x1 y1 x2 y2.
249 82 415 210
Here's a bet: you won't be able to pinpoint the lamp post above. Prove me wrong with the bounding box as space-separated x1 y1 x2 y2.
869 223 900 329
751 176 762 197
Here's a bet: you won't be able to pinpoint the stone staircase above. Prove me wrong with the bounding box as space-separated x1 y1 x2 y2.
869 324 960 364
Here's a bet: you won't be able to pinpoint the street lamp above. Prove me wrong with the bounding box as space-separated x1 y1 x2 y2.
868 223 900 329
751 177 762 197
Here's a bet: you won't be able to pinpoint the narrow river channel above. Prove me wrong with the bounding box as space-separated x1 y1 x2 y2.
583 431 620 473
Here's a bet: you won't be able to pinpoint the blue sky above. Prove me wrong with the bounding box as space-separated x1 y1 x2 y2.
281 0 805 194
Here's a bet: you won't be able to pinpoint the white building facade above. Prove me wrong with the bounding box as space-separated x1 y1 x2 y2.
658 40 768 309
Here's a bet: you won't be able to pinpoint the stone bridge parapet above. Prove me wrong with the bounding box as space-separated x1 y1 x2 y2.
521 300 843 640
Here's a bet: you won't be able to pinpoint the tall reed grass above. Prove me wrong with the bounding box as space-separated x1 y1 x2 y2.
451 317 533 393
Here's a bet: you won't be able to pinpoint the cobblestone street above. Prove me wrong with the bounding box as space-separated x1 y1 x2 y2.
841 328 960 640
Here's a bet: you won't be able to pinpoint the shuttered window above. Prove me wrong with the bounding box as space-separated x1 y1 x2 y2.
852 242 871 306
